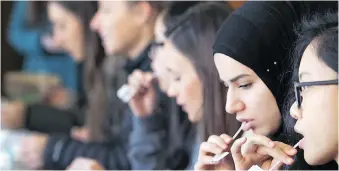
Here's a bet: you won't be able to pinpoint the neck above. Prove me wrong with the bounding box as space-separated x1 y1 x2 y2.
127 25 154 60
335 153 338 164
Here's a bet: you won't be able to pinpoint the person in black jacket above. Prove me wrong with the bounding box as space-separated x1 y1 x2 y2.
17 1 171 170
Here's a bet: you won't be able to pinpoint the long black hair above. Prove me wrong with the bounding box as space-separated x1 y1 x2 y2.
163 2 240 142
48 1 107 142
283 11 338 170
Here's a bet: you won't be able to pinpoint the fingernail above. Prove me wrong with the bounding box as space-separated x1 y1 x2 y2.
290 149 297 153
287 158 294 164
226 138 232 143
269 142 275 147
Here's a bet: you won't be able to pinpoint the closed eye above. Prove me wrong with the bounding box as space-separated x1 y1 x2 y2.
239 83 252 89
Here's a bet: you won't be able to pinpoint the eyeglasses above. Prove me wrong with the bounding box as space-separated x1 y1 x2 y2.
149 41 164 60
294 79 338 108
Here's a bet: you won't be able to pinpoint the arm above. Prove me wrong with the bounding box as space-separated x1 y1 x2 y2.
42 134 130 170
25 104 84 134
7 1 44 55
128 109 168 170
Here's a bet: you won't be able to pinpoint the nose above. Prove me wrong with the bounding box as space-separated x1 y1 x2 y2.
90 11 100 32
290 101 302 120
166 84 177 98
225 90 245 114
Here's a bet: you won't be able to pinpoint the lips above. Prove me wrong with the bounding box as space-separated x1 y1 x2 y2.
237 118 254 131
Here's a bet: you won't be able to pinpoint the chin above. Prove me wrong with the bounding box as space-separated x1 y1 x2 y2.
304 150 333 166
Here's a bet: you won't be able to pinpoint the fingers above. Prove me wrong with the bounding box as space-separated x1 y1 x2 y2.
275 141 297 156
207 135 228 149
199 142 224 155
247 134 275 148
220 134 233 144
241 134 275 155
256 142 295 165
128 70 154 93
230 137 247 162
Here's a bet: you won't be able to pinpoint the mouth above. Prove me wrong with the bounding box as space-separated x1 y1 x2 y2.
237 118 254 131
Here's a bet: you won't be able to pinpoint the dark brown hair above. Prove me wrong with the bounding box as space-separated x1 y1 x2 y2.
164 2 240 141
48 1 107 142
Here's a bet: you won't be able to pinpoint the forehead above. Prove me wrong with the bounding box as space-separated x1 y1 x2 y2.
99 1 128 9
214 53 256 80
299 43 337 81
48 2 69 18
162 42 192 72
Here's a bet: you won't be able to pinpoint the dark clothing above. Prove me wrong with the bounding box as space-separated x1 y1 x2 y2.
41 44 193 170
25 104 85 134
23 63 86 134
128 96 196 170
42 45 153 170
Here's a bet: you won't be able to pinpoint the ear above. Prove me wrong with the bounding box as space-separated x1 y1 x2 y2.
131 2 153 25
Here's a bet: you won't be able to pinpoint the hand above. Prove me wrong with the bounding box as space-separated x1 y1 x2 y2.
1 101 26 129
71 126 90 142
45 86 70 108
231 135 296 170
41 35 63 53
67 158 105 170
128 70 156 117
19 133 48 169
194 134 234 170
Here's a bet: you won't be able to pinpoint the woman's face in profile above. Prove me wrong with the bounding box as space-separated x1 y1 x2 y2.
152 13 203 123
290 42 338 165
214 53 281 136
48 2 84 61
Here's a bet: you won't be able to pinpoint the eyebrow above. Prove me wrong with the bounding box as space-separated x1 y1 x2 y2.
166 67 180 76
229 74 251 83
299 72 310 81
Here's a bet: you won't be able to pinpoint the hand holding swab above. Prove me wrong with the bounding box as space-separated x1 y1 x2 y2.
268 140 301 171
210 123 245 163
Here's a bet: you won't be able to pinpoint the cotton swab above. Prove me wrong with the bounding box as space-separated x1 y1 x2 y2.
268 140 301 171
117 73 157 103
210 123 245 163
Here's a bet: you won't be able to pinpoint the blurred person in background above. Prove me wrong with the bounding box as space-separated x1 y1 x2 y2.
6 1 80 106
126 2 239 170
12 1 178 170
2 1 87 134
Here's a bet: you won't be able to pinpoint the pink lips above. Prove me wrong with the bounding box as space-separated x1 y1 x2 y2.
237 118 254 131
242 120 254 131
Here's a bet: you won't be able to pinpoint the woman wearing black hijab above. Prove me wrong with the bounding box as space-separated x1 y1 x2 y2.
195 1 338 170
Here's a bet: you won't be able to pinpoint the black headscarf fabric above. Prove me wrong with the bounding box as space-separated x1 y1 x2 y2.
213 2 297 109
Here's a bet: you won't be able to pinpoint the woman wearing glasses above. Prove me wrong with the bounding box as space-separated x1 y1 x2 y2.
289 11 338 165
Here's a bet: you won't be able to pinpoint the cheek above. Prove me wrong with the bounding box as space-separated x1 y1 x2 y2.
183 79 202 106
302 89 338 148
